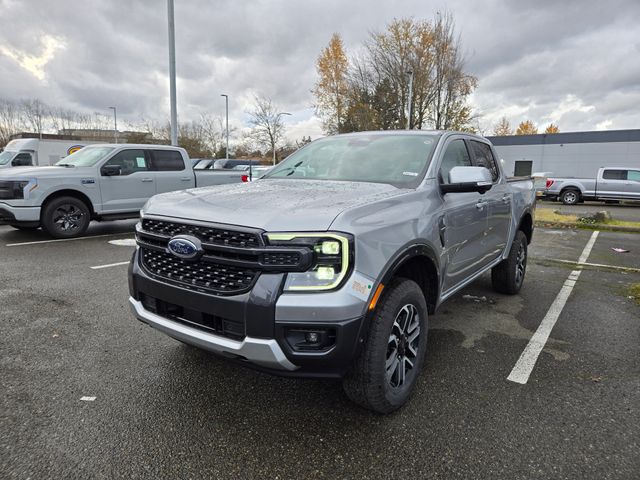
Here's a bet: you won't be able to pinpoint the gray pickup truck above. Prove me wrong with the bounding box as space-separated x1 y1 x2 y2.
544 167 640 204
0 144 246 238
128 131 536 413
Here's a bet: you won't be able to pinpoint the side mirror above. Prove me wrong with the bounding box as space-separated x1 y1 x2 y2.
440 166 493 194
101 165 122 176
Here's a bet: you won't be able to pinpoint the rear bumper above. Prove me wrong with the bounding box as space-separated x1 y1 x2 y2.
0 203 41 225
128 249 368 378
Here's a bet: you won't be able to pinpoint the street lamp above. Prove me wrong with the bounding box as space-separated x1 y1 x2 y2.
167 0 178 146
273 112 291 165
108 106 117 143
406 70 414 130
221 94 229 160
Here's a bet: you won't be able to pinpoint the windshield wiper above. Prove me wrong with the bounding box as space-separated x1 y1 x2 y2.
56 163 75 167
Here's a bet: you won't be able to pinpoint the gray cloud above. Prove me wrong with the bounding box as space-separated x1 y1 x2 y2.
0 0 638 137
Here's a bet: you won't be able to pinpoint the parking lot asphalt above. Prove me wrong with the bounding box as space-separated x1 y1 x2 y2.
1 221 639 479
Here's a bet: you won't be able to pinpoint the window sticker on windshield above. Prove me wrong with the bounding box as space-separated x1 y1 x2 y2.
136 157 145 167
403 171 419 177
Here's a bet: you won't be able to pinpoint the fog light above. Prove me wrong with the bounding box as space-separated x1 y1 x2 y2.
305 332 320 343
315 266 335 280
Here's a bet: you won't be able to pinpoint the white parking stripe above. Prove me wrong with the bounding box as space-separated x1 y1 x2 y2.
6 233 131 247
507 230 599 385
90 261 131 270
552 259 640 273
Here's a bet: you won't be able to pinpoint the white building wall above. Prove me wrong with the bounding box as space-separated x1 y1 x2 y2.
493 141 640 177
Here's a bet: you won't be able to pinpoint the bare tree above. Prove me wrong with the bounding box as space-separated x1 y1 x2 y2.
21 99 47 139
247 95 287 164
0 99 23 147
428 12 477 130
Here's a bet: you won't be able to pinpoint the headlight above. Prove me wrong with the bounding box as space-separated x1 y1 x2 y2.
0 179 36 200
265 232 352 291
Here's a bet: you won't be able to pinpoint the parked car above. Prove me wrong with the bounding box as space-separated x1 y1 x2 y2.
213 158 262 169
0 138 99 169
193 159 215 170
128 131 536 413
0 144 246 238
543 167 640 204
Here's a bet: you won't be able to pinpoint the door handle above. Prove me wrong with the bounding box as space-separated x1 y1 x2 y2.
141 178 153 183
475 201 487 210
502 194 511 203
180 177 191 182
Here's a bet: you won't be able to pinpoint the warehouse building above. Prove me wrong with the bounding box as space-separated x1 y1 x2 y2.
486 129 640 178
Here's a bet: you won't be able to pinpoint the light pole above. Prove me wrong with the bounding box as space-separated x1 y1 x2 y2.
221 94 229 160
406 70 414 130
273 112 291 165
108 106 117 143
167 0 178 146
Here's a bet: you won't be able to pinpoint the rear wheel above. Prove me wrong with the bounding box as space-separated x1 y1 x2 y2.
491 230 527 294
342 278 428 414
41 196 91 239
560 189 580 205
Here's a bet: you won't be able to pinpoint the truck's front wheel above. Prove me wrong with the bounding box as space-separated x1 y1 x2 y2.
343 278 428 414
41 196 90 239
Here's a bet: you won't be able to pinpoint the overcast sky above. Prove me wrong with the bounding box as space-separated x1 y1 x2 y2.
1 0 639 141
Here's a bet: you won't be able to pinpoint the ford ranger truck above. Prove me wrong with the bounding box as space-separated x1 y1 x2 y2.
128 131 536 413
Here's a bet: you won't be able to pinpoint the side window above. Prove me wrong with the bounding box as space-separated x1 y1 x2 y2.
470 141 499 182
602 169 627 180
12 153 33 167
151 150 185 171
627 170 640 181
439 139 472 184
103 149 148 176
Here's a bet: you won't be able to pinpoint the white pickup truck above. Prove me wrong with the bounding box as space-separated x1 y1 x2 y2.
0 144 246 238
544 167 640 204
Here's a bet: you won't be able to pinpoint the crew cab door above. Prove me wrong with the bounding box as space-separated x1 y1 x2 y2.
436 137 489 292
98 148 155 213
598 169 640 200
468 140 512 261
149 149 194 193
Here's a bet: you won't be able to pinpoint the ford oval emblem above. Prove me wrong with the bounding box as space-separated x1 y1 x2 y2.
167 235 202 260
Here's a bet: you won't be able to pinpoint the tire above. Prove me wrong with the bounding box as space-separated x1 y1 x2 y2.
560 189 580 205
342 278 428 414
41 196 91 239
491 230 527 295
9 224 39 231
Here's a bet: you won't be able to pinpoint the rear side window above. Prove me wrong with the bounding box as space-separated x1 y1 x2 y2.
602 169 627 180
470 141 499 182
151 150 185 171
628 170 640 181
439 139 472 184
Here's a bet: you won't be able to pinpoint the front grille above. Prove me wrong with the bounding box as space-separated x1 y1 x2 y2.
140 294 245 340
141 248 258 295
142 218 260 248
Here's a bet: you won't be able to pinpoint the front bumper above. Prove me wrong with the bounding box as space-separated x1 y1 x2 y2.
128 249 368 378
0 202 41 225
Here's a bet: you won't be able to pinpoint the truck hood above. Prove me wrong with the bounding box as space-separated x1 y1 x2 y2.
143 179 409 231
0 166 85 178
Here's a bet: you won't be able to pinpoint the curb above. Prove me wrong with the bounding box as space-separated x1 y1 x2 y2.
535 220 640 233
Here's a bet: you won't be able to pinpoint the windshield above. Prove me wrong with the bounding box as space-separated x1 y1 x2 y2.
54 146 114 167
0 150 16 165
263 134 439 187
